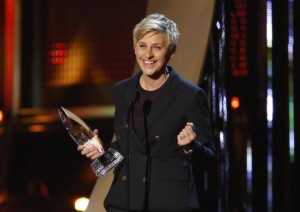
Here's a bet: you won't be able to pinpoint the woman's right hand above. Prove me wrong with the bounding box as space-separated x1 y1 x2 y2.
77 129 104 160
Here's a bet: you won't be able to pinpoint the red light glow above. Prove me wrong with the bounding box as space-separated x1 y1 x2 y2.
4 0 15 110
231 96 240 109
230 0 248 77
48 42 68 65
0 110 3 122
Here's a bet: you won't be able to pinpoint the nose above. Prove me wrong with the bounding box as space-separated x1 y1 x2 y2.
146 48 154 58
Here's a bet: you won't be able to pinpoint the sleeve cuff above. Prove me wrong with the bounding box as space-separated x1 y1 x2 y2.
182 142 194 157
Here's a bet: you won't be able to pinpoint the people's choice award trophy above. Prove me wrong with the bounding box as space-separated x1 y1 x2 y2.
58 107 123 178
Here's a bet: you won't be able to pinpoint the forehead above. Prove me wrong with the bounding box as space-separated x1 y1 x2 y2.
138 31 170 44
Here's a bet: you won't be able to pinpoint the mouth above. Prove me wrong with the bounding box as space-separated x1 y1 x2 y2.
144 60 154 64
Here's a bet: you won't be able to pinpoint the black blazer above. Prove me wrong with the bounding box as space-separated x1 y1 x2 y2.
104 66 216 211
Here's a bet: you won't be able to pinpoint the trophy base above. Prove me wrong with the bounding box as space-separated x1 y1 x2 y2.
90 147 123 178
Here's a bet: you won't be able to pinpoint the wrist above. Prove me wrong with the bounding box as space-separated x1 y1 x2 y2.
182 142 194 156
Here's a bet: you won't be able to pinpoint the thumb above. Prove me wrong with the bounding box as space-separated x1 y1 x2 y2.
93 129 99 136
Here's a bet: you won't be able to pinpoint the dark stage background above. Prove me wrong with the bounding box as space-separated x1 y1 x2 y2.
0 0 299 211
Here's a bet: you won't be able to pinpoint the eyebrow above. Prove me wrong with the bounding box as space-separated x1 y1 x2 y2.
137 41 164 46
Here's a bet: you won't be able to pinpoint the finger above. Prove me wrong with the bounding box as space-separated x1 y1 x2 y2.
184 124 196 137
77 145 84 151
184 127 193 134
91 152 102 160
94 129 99 136
86 150 99 158
177 134 190 146
177 134 184 144
182 128 189 137
81 146 93 155
81 149 87 155
182 128 196 141
187 132 196 141
186 122 196 130
93 130 104 147
185 128 196 140
179 133 185 140
81 147 86 155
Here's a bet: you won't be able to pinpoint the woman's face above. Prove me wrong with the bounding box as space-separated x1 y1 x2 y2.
134 31 174 78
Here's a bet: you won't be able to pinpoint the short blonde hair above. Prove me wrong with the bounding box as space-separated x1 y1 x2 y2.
133 13 180 53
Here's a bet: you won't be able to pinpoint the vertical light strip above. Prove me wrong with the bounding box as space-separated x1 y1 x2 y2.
218 2 229 210
13 0 21 114
287 0 295 163
266 1 273 211
4 0 15 111
4 0 20 114
246 139 252 212
220 1 227 123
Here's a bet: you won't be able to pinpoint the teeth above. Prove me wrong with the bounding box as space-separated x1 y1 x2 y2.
144 60 154 64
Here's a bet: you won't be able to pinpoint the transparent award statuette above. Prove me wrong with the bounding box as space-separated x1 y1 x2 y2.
58 107 123 178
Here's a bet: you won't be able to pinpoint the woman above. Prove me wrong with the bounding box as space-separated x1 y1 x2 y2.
79 13 217 211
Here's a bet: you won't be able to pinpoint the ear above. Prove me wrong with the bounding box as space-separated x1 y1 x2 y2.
170 53 175 60
165 51 175 62
168 49 176 61
169 46 176 60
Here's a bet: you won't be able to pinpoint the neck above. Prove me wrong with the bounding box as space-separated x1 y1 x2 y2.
140 67 169 91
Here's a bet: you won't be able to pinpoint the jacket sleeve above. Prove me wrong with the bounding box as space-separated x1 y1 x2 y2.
185 88 217 170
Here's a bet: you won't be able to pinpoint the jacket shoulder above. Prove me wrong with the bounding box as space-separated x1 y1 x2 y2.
176 75 207 97
112 72 141 102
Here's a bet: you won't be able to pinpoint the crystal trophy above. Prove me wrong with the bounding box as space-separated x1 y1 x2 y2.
58 107 123 178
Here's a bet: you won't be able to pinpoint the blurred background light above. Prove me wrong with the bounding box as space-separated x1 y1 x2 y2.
0 110 3 123
74 196 89 211
230 96 240 109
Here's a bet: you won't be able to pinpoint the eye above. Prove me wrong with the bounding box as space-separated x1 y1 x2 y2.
138 44 146 48
153 46 162 51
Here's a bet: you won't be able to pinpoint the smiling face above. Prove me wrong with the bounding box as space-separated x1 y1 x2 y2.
134 31 174 79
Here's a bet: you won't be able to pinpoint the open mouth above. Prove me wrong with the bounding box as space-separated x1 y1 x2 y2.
144 60 154 64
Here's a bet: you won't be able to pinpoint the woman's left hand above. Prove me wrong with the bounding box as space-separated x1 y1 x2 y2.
177 122 196 146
